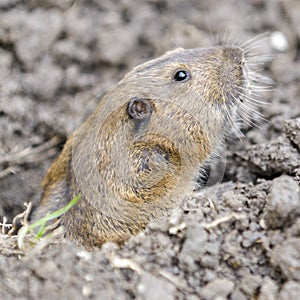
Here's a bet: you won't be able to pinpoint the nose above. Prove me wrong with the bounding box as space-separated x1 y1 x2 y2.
222 46 244 65
217 46 244 101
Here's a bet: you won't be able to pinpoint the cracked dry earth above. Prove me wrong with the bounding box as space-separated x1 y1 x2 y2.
0 0 300 299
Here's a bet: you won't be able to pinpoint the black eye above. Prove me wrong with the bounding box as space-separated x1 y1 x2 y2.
174 70 190 82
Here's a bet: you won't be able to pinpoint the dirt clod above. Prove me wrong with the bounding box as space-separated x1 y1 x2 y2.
1 0 300 299
271 238 300 281
265 175 300 229
199 278 234 300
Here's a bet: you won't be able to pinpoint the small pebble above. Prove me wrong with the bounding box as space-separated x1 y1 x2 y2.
137 274 175 300
271 238 300 281
278 281 300 300
270 31 289 52
199 278 234 300
82 285 92 298
258 277 278 300
34 261 59 280
265 175 300 229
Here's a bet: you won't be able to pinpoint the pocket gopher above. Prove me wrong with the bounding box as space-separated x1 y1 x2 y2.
32 42 267 249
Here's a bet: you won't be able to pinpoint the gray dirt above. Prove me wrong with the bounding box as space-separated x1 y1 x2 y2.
0 0 300 299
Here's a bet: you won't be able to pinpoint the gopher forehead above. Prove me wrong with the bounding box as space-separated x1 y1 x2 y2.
123 46 228 81
117 44 245 108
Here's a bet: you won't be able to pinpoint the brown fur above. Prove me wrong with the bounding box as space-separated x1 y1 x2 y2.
32 45 249 249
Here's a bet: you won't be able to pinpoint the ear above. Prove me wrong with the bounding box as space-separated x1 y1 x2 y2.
128 98 153 119
127 98 154 130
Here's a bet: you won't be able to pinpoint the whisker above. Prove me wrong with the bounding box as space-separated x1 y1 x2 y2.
240 32 270 50
246 56 274 65
226 16 253 46
242 94 269 106
238 105 266 125
171 38 182 49
239 99 264 114
224 94 245 139
237 108 257 125
240 104 266 120
250 73 274 85
240 106 267 126
218 29 273 138
222 29 230 46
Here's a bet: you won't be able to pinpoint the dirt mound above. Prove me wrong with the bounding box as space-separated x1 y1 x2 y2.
1 0 300 299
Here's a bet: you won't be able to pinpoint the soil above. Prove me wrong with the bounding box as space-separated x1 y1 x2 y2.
0 0 300 299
